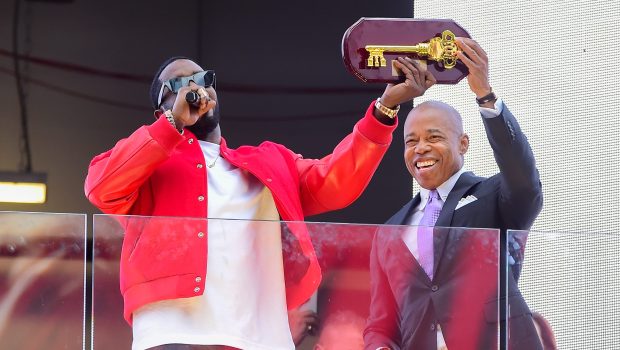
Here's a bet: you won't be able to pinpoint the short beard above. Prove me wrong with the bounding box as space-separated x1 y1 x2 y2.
187 103 221 140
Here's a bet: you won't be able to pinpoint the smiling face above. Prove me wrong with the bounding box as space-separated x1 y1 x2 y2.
403 101 469 190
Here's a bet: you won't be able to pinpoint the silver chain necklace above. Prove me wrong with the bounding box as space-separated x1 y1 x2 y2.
207 155 219 168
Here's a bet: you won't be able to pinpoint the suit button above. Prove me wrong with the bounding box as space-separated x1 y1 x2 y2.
195 277 202 283
188 138 194 144
194 287 201 293
197 163 203 169
198 195 205 201
431 285 439 292
430 324 436 331
197 232 205 238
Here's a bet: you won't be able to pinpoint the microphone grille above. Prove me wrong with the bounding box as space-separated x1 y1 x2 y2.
185 91 199 103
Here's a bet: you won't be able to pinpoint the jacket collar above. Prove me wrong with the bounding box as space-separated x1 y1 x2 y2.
434 171 483 227
385 171 481 226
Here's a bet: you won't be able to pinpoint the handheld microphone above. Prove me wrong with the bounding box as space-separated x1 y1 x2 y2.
185 91 201 107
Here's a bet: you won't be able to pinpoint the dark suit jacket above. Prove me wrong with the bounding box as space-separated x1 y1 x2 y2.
364 105 544 350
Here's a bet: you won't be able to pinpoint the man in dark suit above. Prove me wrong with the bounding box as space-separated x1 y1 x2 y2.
363 38 544 350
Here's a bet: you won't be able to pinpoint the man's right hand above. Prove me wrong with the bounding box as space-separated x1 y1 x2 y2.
170 86 216 130
379 57 436 108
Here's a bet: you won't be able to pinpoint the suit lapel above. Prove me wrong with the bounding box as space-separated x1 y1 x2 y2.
386 196 421 225
385 196 431 283
433 172 484 278
385 172 483 281
389 235 431 285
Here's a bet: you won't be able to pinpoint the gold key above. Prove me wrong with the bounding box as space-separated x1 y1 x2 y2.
365 30 459 69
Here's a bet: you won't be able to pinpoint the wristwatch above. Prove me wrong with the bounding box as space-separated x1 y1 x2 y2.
476 91 497 106
375 98 400 118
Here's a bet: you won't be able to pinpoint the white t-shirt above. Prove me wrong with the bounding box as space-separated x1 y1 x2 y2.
131 140 294 350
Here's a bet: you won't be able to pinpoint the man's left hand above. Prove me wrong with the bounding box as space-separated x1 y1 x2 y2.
456 37 492 98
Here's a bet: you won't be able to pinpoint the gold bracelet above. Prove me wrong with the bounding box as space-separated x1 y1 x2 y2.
374 98 400 118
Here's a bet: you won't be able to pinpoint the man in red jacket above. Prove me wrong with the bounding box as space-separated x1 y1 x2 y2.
85 56 435 350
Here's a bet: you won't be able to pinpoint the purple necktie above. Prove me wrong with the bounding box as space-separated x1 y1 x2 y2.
418 190 442 279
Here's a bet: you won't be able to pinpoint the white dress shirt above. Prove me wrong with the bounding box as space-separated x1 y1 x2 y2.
132 141 294 350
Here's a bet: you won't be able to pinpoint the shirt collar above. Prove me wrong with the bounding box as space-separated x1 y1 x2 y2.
198 139 220 157
418 167 465 210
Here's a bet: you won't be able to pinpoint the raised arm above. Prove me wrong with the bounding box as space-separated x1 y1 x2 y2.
457 37 542 228
84 116 184 214
298 58 436 216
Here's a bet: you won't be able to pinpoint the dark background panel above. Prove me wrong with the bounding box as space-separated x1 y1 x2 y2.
0 0 414 224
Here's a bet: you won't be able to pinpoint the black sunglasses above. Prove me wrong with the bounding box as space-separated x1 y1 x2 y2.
157 70 216 107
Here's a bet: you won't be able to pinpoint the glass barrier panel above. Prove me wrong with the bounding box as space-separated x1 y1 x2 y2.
507 230 620 350
0 211 86 350
93 215 499 350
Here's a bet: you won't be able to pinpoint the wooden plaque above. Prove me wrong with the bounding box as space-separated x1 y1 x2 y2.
342 18 471 84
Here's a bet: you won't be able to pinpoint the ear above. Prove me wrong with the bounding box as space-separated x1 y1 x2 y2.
460 133 469 155
153 109 164 120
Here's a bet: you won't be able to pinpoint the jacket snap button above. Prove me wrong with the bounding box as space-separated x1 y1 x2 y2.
197 232 205 238
431 285 438 292
195 277 202 283
197 163 203 169
198 195 205 201
194 287 201 293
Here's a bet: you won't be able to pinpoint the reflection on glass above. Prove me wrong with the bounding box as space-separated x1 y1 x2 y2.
365 226 500 350
0 212 86 350
508 230 620 350
92 215 500 350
